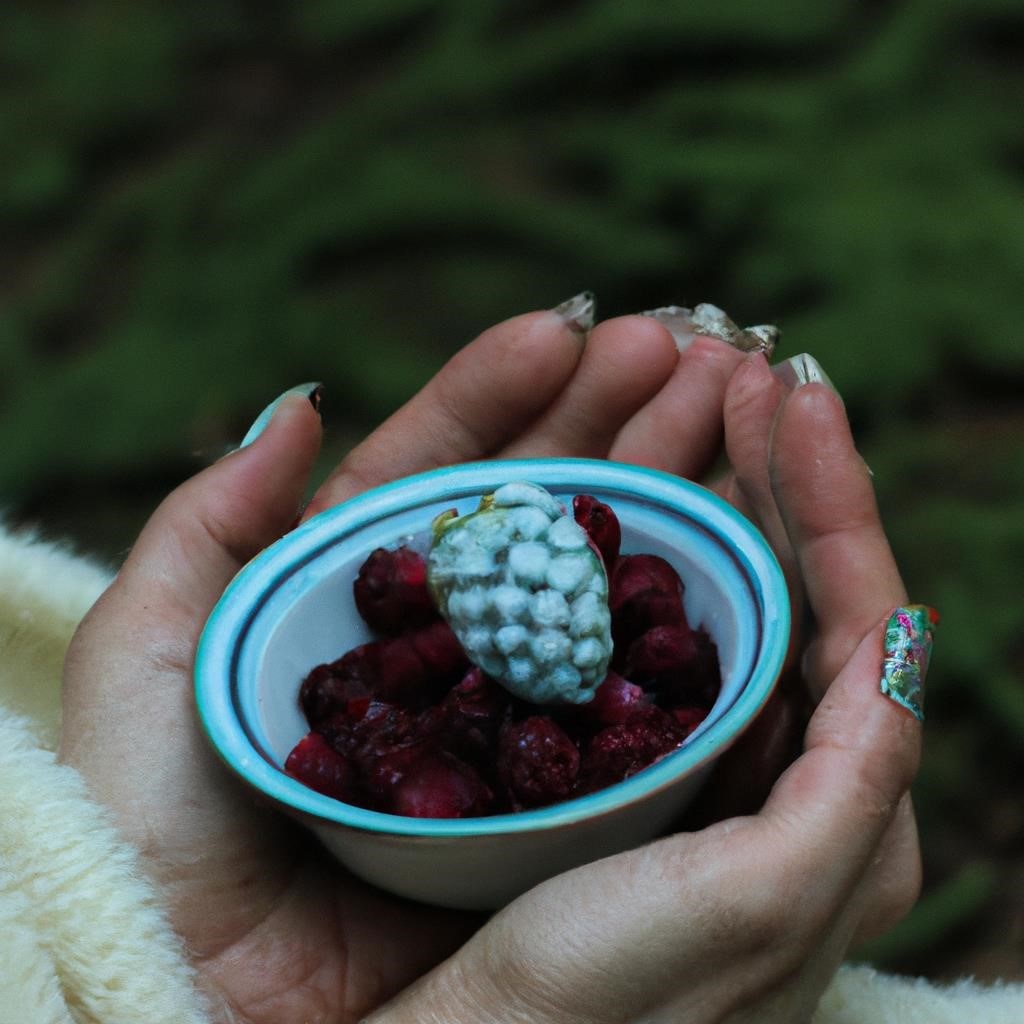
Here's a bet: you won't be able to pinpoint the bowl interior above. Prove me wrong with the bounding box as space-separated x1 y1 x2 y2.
197 459 789 833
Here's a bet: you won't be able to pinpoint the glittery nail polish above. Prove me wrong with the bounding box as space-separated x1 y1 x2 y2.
553 291 596 336
880 605 938 721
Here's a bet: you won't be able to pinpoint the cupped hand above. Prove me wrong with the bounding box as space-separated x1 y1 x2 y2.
60 306 925 1024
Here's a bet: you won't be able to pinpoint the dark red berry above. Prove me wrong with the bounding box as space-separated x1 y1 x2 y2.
387 752 493 818
285 732 357 800
299 662 371 730
608 555 690 653
497 716 581 808
353 546 437 635
301 621 468 718
624 624 698 687
657 628 723 708
581 705 686 791
573 494 622 566
575 671 647 728
433 668 511 764
671 705 708 737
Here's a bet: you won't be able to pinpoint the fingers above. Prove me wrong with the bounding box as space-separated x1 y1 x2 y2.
609 334 746 478
756 608 929 917
61 389 323 920
304 310 587 518
769 383 907 693
498 315 679 458
119 389 323 616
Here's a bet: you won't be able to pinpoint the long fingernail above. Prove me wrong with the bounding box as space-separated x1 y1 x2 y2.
880 605 938 721
553 291 595 336
239 383 323 449
771 353 839 394
642 303 779 356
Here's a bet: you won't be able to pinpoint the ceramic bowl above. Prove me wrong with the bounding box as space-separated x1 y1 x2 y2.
195 458 789 910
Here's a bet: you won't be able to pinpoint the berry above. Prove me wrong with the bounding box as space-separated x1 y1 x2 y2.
608 554 689 654
388 751 493 818
624 624 698 688
285 732 357 800
353 546 437 635
300 620 468 722
572 494 622 566
497 715 581 808
571 670 647 728
582 705 686 792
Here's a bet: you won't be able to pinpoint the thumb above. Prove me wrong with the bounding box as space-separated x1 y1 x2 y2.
120 383 323 617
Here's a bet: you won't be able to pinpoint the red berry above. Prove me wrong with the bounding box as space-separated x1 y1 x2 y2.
388 752 493 818
574 671 647 728
354 546 437 635
433 668 511 764
497 716 581 808
581 705 686 791
285 732 357 800
299 662 371 730
300 621 468 718
573 494 622 566
657 628 723 708
608 555 690 653
671 705 708 737
624 624 698 687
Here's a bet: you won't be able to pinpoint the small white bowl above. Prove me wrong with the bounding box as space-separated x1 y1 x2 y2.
195 458 789 910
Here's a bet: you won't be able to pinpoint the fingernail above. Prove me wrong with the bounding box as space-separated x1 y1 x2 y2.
239 382 323 449
880 605 938 721
642 303 779 356
771 353 840 394
553 291 596 336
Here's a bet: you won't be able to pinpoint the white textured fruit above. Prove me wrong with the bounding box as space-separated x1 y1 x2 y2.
427 481 612 704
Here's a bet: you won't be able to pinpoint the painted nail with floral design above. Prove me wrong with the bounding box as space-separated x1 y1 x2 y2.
880 605 938 720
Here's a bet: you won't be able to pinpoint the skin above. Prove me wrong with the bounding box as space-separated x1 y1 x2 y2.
60 309 921 1023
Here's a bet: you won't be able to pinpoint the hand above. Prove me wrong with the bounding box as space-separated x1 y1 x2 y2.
60 306 925 1023
364 359 928 1023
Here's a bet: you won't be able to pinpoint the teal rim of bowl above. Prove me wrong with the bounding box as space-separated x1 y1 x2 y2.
196 457 790 837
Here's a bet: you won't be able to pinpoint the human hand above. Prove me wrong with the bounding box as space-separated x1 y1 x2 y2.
59 302 714 1022
59 299 928 1023
365 362 932 1024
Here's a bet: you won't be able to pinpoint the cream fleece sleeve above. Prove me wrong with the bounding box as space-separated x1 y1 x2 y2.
0 525 211 1024
0 524 1021 1024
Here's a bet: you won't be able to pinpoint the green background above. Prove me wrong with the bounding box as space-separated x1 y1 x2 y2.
3 0 1022 980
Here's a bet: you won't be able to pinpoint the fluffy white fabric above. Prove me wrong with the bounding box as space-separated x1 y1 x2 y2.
0 523 1020 1023
0 526 209 1024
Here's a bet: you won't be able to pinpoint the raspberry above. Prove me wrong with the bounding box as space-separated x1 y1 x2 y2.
581 705 686 792
388 751 493 818
353 546 437 635
285 732 357 800
572 494 622 567
497 715 581 808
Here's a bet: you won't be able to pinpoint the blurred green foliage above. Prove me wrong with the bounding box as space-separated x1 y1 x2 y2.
3 0 1022 980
